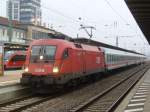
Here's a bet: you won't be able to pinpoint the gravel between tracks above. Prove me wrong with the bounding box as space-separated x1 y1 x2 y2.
75 65 149 112
21 65 147 112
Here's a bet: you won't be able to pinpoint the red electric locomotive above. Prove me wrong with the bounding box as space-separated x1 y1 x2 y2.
4 51 26 69
21 39 105 85
21 38 145 87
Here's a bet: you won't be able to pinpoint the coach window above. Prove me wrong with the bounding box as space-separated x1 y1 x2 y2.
111 55 113 64
113 55 115 63
107 54 109 63
110 54 112 64
63 48 69 59
108 55 110 63
114 55 116 63
109 55 111 64
112 55 114 64
116 56 118 62
108 54 110 64
119 55 121 61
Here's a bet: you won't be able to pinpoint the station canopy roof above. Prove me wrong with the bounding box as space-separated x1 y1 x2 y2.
125 0 150 44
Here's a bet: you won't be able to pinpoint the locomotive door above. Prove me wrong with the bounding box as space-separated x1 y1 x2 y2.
71 49 85 75
82 51 86 74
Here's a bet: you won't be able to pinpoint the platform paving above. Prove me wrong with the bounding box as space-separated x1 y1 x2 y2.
0 70 23 86
115 68 150 112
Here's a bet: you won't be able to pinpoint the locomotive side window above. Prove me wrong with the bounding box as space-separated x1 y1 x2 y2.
62 48 69 59
74 43 82 48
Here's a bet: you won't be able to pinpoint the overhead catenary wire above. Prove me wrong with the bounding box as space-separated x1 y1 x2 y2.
103 0 136 30
41 4 111 28
41 2 134 34
3 0 147 45
104 0 148 47
41 5 107 37
104 0 129 24
41 5 80 23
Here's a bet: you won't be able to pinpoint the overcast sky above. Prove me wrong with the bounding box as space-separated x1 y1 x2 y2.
0 0 150 55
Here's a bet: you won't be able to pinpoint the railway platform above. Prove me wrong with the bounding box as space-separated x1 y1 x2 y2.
0 70 23 86
115 68 150 112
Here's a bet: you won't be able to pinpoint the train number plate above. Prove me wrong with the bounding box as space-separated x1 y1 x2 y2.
35 68 45 72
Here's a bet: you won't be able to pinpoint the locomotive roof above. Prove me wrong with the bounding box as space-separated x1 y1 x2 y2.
71 38 144 56
31 39 72 45
31 39 101 52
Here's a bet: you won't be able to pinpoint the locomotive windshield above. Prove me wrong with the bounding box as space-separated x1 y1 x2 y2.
30 45 56 63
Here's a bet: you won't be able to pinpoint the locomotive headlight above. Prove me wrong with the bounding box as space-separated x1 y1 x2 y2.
53 67 59 73
24 67 29 72
5 59 9 62
40 55 43 60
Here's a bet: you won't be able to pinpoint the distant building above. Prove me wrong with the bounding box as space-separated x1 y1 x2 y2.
6 0 20 21
0 16 71 45
6 0 42 25
20 0 42 25
0 17 56 44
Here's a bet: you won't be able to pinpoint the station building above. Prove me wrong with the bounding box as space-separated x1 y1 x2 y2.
0 16 57 44
0 16 72 55
20 23 56 42
0 17 26 43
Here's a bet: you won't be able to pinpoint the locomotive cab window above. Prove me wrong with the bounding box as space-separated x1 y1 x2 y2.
44 46 56 60
30 45 56 63
30 46 42 63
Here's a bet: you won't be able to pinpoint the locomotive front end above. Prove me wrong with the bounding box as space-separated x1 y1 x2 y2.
21 41 63 86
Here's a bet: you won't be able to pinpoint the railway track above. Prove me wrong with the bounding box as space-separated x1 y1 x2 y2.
0 64 148 112
0 84 30 104
69 64 150 112
0 95 54 112
23 64 149 112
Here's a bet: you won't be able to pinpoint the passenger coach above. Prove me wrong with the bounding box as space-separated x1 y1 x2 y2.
103 47 145 70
